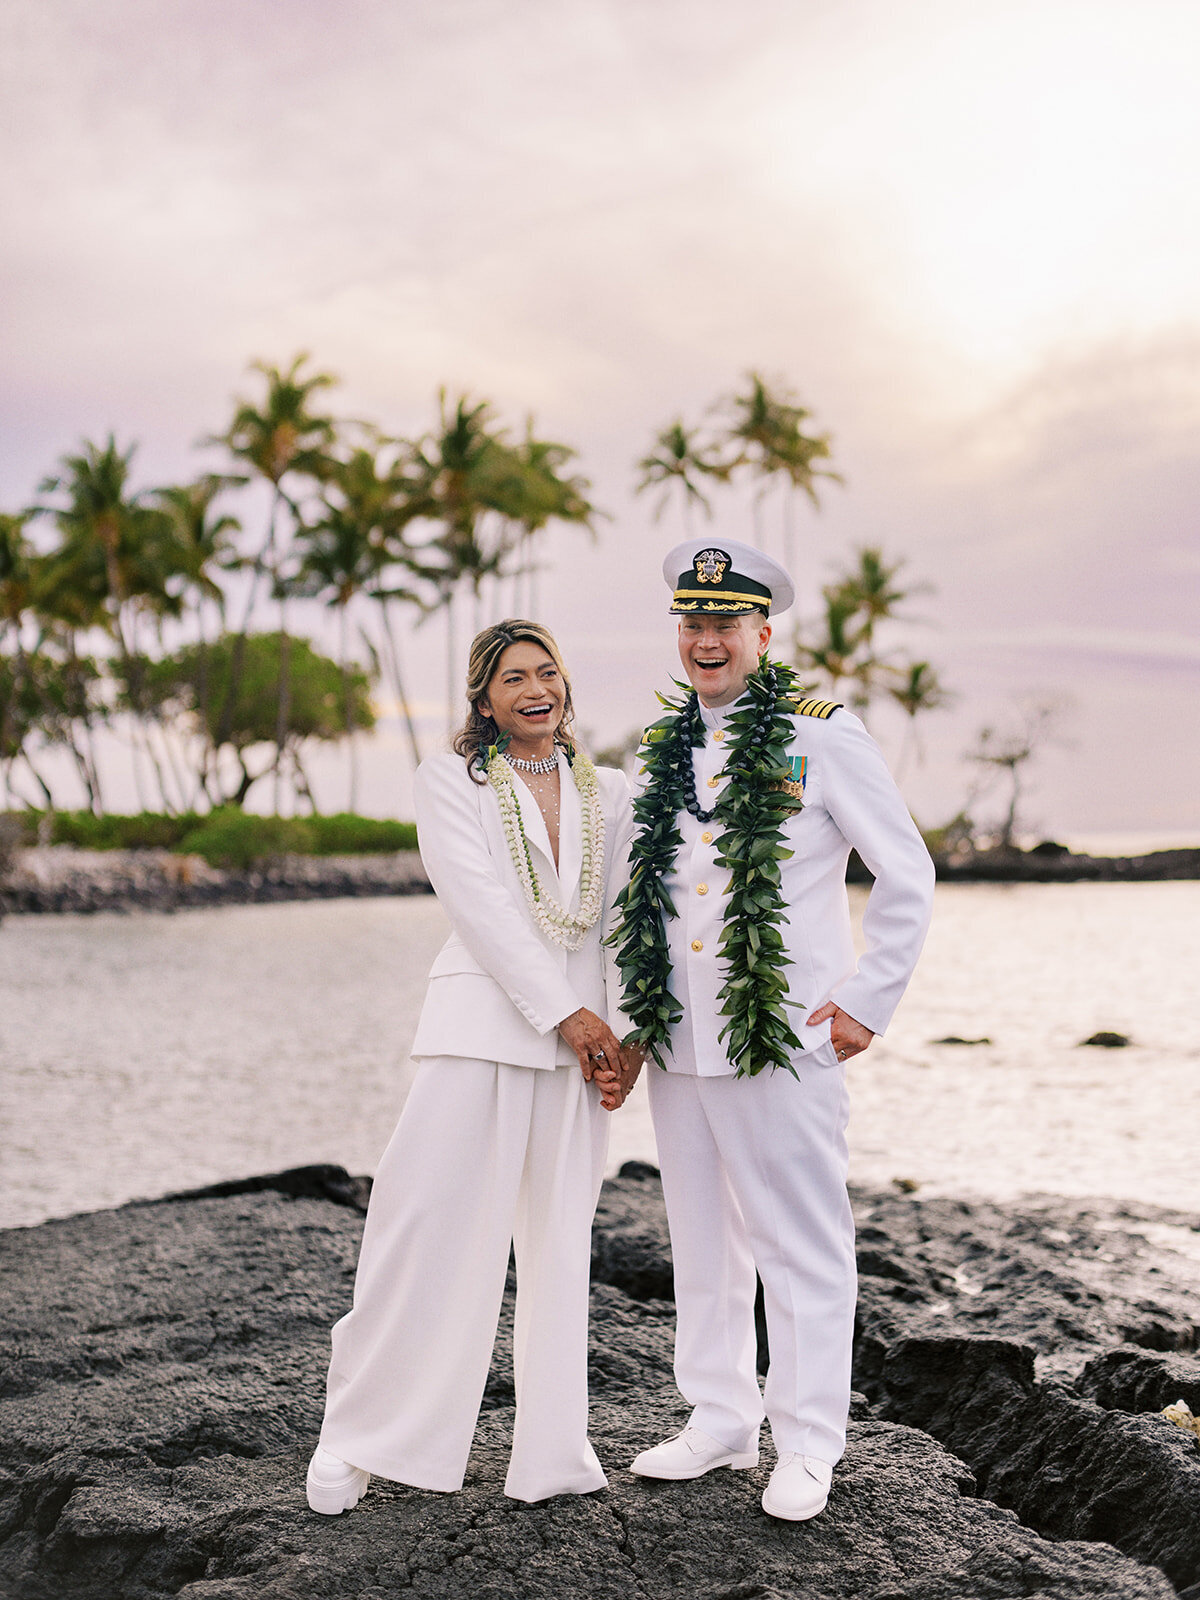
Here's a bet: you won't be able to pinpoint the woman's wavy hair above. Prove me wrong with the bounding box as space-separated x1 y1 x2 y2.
452 618 577 781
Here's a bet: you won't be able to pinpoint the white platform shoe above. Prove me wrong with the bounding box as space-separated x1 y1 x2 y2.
630 1425 759 1480
306 1445 372 1515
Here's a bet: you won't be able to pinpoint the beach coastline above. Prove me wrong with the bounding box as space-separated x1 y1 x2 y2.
3 840 1200 916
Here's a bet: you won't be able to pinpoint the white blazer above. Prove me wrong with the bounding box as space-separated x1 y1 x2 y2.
409 749 633 1071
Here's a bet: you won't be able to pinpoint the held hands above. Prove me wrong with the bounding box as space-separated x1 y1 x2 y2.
558 1008 644 1111
807 1000 874 1063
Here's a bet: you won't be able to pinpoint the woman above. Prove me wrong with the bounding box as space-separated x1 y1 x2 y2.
307 619 638 1511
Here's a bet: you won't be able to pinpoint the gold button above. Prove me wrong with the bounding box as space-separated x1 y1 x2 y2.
707 775 720 788
691 940 703 952
712 730 725 742
697 883 709 895
701 831 713 844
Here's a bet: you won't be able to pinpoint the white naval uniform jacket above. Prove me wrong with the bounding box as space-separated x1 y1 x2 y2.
409 749 633 1071
652 698 935 1075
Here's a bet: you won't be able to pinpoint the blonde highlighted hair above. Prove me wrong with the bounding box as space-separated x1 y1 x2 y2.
452 618 577 780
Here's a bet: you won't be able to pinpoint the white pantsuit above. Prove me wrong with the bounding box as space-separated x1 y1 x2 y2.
317 749 633 1502
641 697 935 1466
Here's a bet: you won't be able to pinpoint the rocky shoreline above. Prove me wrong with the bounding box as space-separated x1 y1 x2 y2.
0 847 432 915
1 1164 1198 1598
2 841 1199 917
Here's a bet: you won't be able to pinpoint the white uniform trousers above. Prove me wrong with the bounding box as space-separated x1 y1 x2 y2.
319 1056 609 1502
647 1045 856 1466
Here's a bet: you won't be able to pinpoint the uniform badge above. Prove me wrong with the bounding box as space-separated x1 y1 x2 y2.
694 548 730 585
768 755 806 812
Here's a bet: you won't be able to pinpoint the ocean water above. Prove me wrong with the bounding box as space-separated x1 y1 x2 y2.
2 883 1198 1231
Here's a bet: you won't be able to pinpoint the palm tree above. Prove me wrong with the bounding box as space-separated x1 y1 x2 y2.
211 353 339 809
409 394 525 730
495 424 600 617
890 660 952 778
838 548 918 646
723 373 840 560
794 587 867 701
634 421 727 532
37 436 183 809
294 443 421 810
154 475 244 805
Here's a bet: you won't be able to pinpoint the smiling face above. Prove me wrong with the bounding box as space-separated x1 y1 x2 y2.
477 640 567 754
677 610 772 706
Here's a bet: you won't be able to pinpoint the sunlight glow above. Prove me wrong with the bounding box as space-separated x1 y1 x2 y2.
759 1 1200 373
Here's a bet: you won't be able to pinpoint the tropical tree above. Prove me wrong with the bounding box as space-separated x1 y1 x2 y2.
634 420 728 531
294 441 429 809
794 587 867 702
410 392 599 729
890 660 952 778
792 546 947 735
722 372 840 560
836 548 916 646
966 699 1062 851
495 424 599 618
36 436 185 810
211 353 340 808
146 631 375 809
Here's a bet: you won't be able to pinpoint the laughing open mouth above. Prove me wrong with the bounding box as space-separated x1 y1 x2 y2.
518 703 554 717
695 658 728 672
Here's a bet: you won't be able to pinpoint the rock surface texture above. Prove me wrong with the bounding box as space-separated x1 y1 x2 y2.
0 848 431 915
2 1166 1198 1599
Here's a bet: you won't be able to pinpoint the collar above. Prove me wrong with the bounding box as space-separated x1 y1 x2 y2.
697 690 749 730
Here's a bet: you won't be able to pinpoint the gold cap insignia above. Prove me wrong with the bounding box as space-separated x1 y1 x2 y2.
694 548 729 585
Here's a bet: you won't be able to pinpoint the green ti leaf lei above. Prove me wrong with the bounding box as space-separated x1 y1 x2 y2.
607 657 807 1077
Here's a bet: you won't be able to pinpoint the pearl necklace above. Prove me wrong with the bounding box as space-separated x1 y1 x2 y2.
505 751 558 776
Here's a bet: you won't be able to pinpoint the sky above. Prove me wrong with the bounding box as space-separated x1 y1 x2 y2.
3 0 1199 840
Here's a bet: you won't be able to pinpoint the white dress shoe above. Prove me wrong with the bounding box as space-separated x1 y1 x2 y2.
630 1425 759 1480
761 1453 833 1521
306 1445 371 1515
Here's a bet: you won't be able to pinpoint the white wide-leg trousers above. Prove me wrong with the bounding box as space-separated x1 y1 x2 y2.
647 1047 856 1466
319 1056 609 1502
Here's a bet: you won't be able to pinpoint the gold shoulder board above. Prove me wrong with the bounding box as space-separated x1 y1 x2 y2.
790 697 842 720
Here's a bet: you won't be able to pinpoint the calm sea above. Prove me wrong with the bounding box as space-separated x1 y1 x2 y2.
2 884 1198 1231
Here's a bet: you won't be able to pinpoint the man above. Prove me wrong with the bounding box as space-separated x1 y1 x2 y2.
616 536 935 1521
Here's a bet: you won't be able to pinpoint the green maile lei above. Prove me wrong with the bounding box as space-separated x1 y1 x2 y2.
607 657 806 1077
484 732 606 951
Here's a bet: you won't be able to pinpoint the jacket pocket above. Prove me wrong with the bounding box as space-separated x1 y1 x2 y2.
427 942 485 978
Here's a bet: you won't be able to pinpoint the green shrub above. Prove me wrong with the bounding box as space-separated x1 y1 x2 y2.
59 811 200 850
5 810 201 850
176 811 316 871
306 813 418 854
3 808 418 862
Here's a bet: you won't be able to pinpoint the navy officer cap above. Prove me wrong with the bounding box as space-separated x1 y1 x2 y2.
663 536 795 616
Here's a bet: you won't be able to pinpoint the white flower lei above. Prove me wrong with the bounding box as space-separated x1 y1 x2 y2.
486 745 606 950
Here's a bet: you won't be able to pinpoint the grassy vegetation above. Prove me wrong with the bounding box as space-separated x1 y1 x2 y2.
3 810 417 866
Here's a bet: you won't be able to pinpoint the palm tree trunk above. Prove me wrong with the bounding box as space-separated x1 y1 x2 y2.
378 599 422 770
339 603 358 814
22 751 55 810
273 599 292 814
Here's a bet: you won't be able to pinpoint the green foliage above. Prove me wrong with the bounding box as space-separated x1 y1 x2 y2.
149 631 375 751
306 813 417 854
607 659 806 1077
3 809 417 857
176 810 316 869
51 810 199 850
